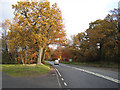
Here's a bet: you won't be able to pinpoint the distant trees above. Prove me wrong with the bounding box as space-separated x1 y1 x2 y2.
52 8 119 63
67 8 119 63
51 46 71 61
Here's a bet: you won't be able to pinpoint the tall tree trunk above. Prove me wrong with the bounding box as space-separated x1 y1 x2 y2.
25 46 27 68
21 55 24 64
21 49 25 64
41 48 47 62
99 42 103 61
37 47 43 64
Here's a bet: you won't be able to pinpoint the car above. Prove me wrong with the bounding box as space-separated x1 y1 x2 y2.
54 60 59 65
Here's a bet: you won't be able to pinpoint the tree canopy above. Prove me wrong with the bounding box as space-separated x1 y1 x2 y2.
7 0 66 64
59 8 119 63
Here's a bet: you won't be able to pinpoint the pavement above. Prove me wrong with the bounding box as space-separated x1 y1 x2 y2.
2 65 60 88
48 61 119 88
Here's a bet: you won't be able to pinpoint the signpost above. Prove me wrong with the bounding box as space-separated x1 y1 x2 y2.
25 45 27 69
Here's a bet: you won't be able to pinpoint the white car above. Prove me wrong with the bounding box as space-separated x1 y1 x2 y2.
54 60 59 65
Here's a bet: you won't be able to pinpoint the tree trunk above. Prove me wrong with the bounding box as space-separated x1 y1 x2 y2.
37 47 43 64
99 42 103 61
21 55 24 64
25 46 27 68
41 48 47 62
21 49 25 64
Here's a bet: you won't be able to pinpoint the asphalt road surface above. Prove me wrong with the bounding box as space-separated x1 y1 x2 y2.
48 61 119 88
2 62 119 89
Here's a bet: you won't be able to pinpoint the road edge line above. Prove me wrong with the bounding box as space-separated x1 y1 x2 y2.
64 64 120 84
54 68 62 88
47 61 62 88
55 68 62 77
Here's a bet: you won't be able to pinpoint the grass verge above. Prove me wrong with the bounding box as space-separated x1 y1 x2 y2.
60 61 118 68
2 62 50 77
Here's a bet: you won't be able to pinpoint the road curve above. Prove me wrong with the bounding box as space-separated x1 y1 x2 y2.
48 61 119 88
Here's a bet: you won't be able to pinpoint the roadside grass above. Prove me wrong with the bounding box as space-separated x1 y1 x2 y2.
0 64 2 71
2 62 50 77
60 61 118 68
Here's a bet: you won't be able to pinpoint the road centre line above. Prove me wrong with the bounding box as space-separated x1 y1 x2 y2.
64 82 67 86
61 78 64 81
54 68 62 88
55 68 68 87
64 65 120 84
55 68 62 77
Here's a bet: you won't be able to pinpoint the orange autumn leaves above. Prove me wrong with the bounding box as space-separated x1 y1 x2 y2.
7 0 66 64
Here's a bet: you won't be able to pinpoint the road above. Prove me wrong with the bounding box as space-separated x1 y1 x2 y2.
2 62 119 89
48 61 119 88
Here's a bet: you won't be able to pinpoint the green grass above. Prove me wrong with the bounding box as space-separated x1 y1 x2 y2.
2 62 50 77
60 61 118 68
0 64 2 71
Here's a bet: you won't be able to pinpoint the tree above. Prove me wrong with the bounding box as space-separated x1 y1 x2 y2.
69 8 119 63
86 18 118 62
8 0 66 64
104 8 119 62
0 19 11 63
52 47 62 60
84 9 119 62
44 47 54 60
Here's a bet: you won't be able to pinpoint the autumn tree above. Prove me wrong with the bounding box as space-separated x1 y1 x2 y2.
44 47 54 60
52 46 62 60
86 9 118 62
8 0 66 64
69 8 119 63
104 9 119 62
86 18 118 62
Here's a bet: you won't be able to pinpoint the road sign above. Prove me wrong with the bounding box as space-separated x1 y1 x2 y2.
69 59 72 62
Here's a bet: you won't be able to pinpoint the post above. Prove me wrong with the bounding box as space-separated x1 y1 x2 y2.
25 45 27 68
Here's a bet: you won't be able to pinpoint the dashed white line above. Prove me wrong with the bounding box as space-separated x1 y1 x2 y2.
64 82 67 86
55 68 62 77
55 68 68 87
61 78 64 81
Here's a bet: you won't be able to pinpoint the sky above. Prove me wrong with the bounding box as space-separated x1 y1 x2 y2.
0 0 119 39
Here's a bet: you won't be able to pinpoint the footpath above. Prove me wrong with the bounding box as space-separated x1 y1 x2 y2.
2 66 60 88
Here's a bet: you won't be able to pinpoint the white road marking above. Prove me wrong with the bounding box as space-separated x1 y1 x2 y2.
54 68 62 88
64 65 120 84
55 68 68 87
64 82 67 86
55 68 62 77
61 78 64 81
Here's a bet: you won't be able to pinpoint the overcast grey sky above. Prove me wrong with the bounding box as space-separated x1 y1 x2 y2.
0 0 119 39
